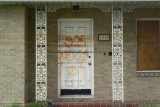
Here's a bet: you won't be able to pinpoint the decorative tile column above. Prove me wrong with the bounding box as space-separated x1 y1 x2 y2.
112 5 124 102
36 5 47 101
82 2 141 102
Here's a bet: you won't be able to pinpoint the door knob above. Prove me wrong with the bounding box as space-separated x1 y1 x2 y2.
88 62 91 65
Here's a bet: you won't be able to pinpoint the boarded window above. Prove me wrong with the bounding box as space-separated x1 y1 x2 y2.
137 21 160 70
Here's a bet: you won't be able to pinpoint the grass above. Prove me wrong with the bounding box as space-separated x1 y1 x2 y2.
10 104 22 107
26 101 46 107
139 102 157 107
4 101 46 107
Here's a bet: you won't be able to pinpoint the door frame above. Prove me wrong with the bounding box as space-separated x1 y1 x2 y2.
58 18 94 98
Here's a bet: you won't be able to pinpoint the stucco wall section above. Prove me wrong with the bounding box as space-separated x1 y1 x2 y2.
0 6 27 104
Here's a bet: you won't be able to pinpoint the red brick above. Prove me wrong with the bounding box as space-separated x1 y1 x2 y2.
88 103 95 107
56 103 63 107
54 104 57 107
69 103 75 107
119 103 125 107
76 103 81 107
126 103 132 107
101 103 107 107
133 103 138 107
113 103 119 107
82 103 87 107
95 103 100 107
63 103 69 107
107 103 112 107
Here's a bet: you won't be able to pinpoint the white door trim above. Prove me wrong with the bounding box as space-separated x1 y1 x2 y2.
58 18 94 98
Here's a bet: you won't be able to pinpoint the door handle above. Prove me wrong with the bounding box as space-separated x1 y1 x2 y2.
88 62 91 65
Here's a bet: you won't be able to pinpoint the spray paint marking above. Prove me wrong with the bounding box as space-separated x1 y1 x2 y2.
60 35 88 79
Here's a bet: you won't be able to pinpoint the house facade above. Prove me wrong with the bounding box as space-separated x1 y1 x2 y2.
0 0 160 106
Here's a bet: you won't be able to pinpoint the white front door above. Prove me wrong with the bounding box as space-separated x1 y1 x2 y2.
58 19 94 97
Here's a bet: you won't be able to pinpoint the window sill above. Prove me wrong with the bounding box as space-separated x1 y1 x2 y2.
136 70 160 77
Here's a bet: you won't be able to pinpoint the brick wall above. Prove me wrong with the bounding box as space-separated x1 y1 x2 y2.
0 5 159 105
28 8 36 102
123 8 160 102
25 7 28 103
28 8 112 102
27 8 160 102
0 6 28 104
48 9 112 102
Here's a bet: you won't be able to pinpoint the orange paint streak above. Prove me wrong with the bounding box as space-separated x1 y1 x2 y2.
67 65 79 79
60 35 89 79
63 42 72 52
60 62 63 67
79 49 88 66
60 52 64 67
65 53 70 60
60 52 63 60
74 35 86 46
66 36 72 46
73 45 85 58
60 41 73 68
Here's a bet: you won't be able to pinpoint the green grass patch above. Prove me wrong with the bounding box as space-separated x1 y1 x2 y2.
7 101 46 107
139 102 157 107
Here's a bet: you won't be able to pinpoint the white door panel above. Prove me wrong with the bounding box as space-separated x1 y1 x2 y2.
58 19 94 96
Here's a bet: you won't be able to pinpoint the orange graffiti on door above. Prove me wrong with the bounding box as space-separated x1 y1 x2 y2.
60 35 88 79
